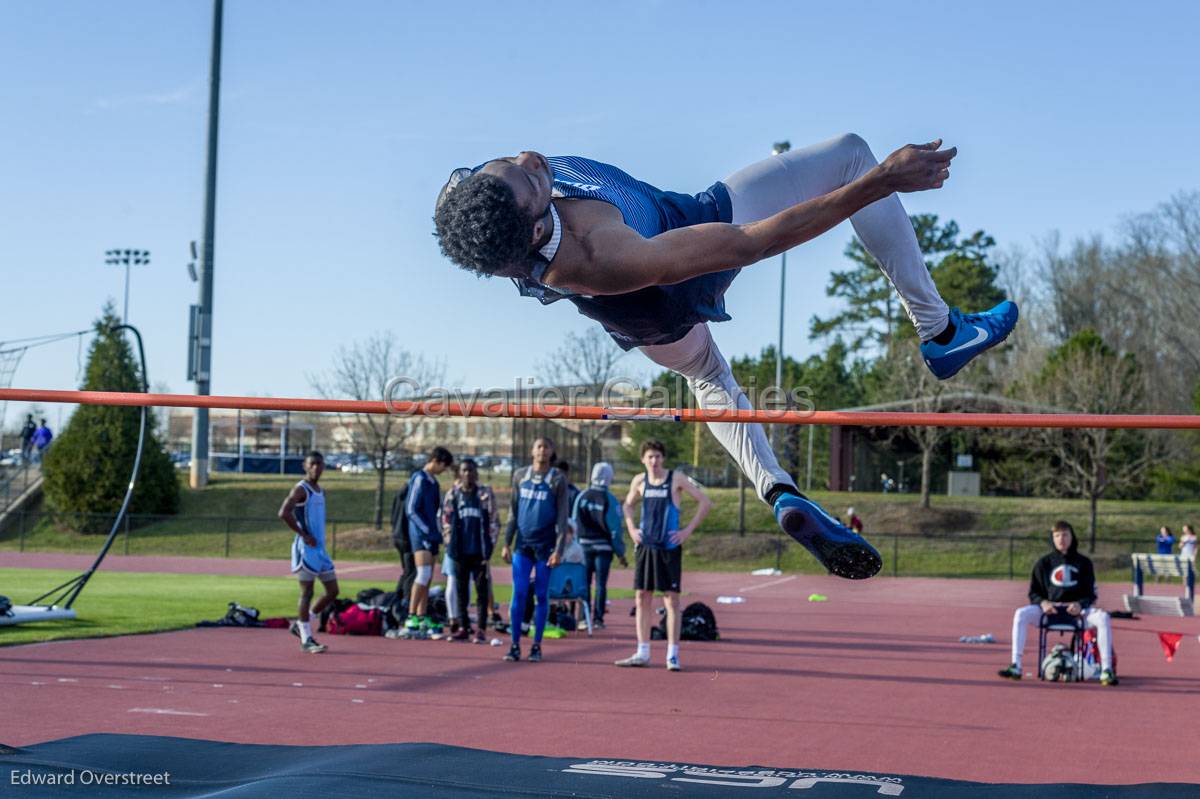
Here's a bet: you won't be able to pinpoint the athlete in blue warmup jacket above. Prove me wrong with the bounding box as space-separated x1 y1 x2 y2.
434 136 1018 581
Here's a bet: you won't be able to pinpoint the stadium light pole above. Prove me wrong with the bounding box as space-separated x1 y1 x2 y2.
190 0 223 490
104 249 150 323
770 141 790 446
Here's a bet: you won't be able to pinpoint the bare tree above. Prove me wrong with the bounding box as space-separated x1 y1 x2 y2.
311 332 445 529
1014 331 1153 551
537 328 626 393
1037 193 1200 415
536 328 627 472
874 352 953 508
1124 191 1200 407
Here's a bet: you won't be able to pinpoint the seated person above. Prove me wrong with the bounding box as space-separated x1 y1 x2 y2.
999 520 1118 686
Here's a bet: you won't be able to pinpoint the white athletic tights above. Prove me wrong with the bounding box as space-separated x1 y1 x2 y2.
639 133 950 501
641 324 791 500
1010 604 1113 671
723 132 949 340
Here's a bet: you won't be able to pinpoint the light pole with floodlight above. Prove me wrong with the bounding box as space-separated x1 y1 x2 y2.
770 141 790 445
104 249 150 324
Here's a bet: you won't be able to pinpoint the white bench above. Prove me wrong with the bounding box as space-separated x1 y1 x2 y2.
1123 553 1195 617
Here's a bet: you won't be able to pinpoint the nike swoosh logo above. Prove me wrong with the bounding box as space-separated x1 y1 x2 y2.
944 324 989 355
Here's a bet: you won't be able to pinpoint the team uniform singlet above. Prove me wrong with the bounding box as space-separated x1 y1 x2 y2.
483 155 738 349
290 481 335 578
639 470 681 551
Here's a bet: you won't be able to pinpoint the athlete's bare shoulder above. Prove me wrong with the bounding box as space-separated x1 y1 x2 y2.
541 199 635 292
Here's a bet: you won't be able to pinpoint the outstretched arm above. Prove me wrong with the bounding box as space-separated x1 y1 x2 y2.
552 141 956 295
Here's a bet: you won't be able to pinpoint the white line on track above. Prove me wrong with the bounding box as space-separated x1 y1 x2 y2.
128 708 209 717
737 575 797 593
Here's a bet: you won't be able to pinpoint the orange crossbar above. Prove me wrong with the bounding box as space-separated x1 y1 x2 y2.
3 388 1199 430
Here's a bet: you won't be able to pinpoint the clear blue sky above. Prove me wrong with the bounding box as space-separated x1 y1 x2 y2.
3 1 1199 430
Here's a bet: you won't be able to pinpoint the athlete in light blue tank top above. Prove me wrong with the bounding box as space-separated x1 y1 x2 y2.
291 481 335 575
279 452 339 653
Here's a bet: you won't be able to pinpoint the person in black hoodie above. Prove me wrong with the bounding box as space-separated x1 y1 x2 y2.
999 520 1117 685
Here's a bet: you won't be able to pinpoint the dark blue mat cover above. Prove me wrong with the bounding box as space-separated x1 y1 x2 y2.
1 735 1193 798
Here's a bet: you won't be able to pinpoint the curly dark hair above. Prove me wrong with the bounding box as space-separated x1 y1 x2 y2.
433 172 535 276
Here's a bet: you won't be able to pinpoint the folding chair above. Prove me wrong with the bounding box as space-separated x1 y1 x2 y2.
548 562 592 636
1037 609 1085 681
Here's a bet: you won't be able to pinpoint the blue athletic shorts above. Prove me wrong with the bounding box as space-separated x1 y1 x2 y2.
409 528 439 556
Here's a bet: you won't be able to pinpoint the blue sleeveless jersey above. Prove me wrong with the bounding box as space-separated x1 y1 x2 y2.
290 481 335 574
512 156 737 349
515 467 559 558
448 486 489 560
639 470 680 550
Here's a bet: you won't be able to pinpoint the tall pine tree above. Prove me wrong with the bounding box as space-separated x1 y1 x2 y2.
810 214 1005 354
43 304 180 532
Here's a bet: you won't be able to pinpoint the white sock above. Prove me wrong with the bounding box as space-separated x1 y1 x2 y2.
298 620 312 641
636 642 650 659
667 644 679 660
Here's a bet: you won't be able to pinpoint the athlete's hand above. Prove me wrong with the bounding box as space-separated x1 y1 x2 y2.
878 139 957 193
548 552 561 568
1040 600 1058 614
302 534 317 547
1066 602 1082 616
668 529 690 547
501 545 512 564
629 528 643 546
618 556 629 568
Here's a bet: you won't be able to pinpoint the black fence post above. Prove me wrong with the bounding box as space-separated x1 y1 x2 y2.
1009 536 1015 580
892 535 898 577
331 522 337 560
224 517 232 558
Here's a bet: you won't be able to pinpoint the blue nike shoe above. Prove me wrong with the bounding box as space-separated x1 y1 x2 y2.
774 494 882 580
920 301 1019 380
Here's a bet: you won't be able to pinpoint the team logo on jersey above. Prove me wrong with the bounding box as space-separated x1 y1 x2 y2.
1050 564 1078 588
558 180 602 192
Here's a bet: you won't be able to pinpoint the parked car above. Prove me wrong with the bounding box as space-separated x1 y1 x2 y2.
340 455 376 474
324 453 351 469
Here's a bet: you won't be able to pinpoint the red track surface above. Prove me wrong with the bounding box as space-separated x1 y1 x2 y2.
2 553 1199 784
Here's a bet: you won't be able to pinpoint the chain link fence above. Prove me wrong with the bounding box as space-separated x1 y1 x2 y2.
0 509 1152 582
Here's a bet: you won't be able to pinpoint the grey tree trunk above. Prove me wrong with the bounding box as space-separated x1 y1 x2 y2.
921 446 933 509
374 456 387 530
1089 493 1099 553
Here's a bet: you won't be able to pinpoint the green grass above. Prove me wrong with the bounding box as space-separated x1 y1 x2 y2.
0 567 634 647
3 471 1195 580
